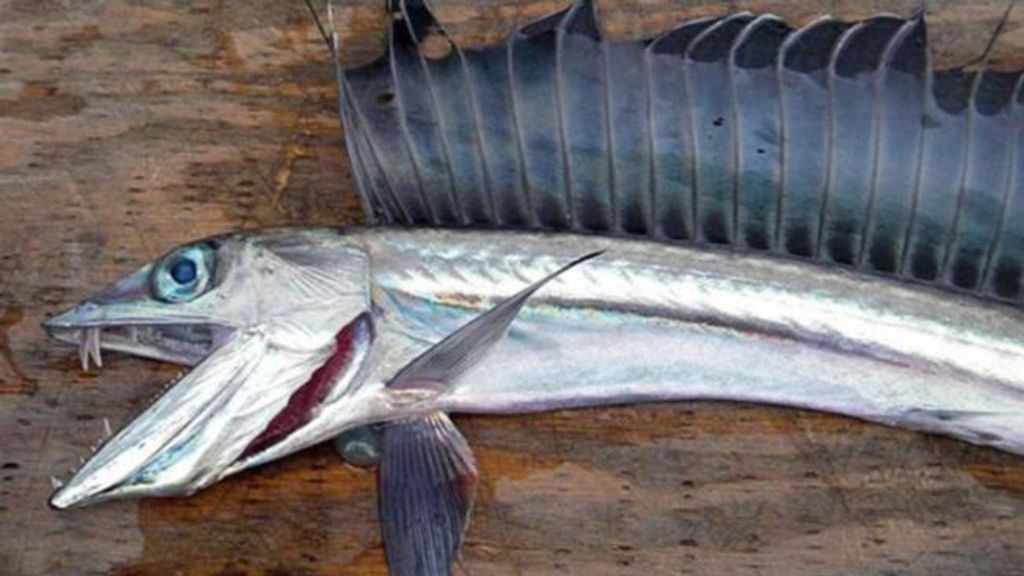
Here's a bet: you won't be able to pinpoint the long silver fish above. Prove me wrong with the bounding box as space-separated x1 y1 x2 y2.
44 1 1024 575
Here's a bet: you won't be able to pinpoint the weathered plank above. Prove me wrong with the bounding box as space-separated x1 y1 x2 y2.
3 1 1024 575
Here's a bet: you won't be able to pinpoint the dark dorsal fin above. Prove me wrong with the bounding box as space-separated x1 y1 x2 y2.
685 14 756 245
646 17 719 240
943 70 1022 290
730 15 792 250
782 17 850 73
861 15 929 274
776 17 850 256
818 16 904 266
650 17 719 56
340 1 1024 306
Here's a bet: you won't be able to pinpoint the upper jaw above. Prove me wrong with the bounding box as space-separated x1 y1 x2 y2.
43 262 233 367
44 302 234 367
45 316 232 368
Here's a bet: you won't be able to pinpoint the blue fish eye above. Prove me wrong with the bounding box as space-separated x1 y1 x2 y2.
170 259 197 284
151 243 215 303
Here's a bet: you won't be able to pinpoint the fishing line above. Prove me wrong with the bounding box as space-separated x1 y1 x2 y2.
303 0 337 59
961 0 1017 69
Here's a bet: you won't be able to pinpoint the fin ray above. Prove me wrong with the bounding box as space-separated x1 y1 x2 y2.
390 251 602 391
336 2 1024 306
379 412 477 576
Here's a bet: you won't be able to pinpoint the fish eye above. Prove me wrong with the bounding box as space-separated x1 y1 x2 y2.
170 258 197 285
152 243 215 303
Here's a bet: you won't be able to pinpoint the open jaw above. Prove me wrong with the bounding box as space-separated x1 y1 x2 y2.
46 313 374 510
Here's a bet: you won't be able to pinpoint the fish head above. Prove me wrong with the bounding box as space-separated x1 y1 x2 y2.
46 228 379 509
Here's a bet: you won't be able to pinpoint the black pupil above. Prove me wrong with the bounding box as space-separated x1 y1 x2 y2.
170 258 198 284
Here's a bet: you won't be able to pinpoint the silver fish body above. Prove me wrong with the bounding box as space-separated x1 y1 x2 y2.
45 225 1024 509
355 228 1024 451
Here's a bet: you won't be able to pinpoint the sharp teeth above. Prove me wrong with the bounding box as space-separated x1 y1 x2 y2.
88 327 103 369
50 476 64 490
79 330 89 371
78 327 102 371
103 418 112 438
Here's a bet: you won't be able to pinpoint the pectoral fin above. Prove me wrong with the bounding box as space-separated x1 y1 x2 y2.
389 251 603 391
378 412 478 576
374 252 600 573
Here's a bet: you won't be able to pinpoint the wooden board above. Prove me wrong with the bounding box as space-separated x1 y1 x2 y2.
3 1 1024 574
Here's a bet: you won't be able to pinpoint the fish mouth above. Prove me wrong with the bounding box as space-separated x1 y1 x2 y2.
46 313 374 510
45 317 245 511
45 321 233 369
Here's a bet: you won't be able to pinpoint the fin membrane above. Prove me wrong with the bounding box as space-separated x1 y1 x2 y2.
378 412 478 576
338 0 1024 305
389 251 602 392
374 251 598 572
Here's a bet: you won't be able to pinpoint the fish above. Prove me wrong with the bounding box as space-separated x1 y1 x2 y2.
43 1 1024 575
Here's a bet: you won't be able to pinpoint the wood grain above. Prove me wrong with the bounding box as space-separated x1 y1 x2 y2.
3 1 1024 575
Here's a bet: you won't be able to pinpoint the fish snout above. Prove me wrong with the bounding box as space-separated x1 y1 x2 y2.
43 301 103 330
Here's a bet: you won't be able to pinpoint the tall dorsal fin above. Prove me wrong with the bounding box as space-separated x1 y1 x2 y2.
339 3 1024 305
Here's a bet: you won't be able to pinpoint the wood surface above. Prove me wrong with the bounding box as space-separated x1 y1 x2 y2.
3 1 1024 574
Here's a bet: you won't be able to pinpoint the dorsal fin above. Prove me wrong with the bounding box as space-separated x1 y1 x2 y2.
862 14 929 274
339 2 1024 306
730 15 792 250
818 15 904 266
